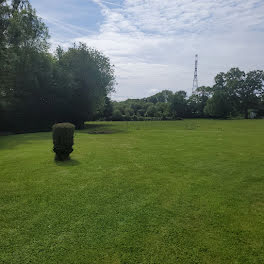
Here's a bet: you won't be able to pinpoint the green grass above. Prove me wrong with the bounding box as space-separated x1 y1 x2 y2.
0 120 264 264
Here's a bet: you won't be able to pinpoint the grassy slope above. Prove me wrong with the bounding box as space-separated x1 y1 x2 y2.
0 120 263 264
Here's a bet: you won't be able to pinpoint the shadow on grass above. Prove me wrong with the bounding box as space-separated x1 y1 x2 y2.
0 132 51 150
78 123 127 135
84 123 109 129
55 159 80 167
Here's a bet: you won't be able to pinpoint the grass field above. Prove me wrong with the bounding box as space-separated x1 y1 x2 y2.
0 119 264 264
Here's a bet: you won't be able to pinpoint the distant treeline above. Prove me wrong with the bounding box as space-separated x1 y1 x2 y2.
0 0 115 132
96 68 264 121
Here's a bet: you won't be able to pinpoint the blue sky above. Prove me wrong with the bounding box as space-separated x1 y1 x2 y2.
31 0 264 100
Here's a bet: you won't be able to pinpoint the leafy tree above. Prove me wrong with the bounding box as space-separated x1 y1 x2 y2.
0 0 51 131
212 68 264 118
7 0 49 50
204 91 232 118
169 91 187 118
145 104 157 117
0 1 116 131
237 70 264 118
49 43 115 128
156 102 170 119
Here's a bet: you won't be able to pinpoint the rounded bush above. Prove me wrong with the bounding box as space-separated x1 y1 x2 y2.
52 123 75 161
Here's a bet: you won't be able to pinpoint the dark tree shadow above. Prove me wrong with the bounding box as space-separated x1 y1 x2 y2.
78 123 127 135
0 132 51 150
54 159 80 167
84 123 109 130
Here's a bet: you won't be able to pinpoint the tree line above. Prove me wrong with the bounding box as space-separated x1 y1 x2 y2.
98 68 264 121
1 1 264 133
0 0 115 132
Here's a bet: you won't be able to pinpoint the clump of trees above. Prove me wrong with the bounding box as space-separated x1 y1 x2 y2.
205 68 264 119
0 0 115 132
100 68 264 121
104 88 211 121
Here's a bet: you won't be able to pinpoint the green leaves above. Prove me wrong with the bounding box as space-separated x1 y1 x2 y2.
53 43 116 127
211 68 264 118
0 1 116 132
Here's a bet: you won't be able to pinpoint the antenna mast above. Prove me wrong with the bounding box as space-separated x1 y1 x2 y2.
192 54 198 93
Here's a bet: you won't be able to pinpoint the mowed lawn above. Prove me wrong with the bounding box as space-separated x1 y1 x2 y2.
0 120 264 264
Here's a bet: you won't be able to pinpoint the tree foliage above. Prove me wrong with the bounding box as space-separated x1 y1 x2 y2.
204 91 232 118
209 68 264 118
0 0 115 132
53 43 115 128
111 68 264 121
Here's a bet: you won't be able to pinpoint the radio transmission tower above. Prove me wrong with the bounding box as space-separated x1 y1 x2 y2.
192 54 198 93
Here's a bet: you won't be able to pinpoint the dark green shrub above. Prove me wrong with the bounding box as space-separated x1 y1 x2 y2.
52 123 75 161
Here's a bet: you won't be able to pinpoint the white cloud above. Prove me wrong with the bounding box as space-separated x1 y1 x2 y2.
37 0 264 100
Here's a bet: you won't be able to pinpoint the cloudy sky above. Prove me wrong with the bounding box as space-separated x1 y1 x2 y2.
31 0 264 100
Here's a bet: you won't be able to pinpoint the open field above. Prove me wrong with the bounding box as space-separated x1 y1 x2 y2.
0 119 264 264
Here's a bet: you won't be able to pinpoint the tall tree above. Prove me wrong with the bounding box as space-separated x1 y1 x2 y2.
1 1 116 131
237 70 264 118
213 68 264 118
204 91 232 118
0 0 51 131
54 43 115 128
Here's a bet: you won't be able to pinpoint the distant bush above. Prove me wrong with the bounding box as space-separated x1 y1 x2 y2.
52 123 75 161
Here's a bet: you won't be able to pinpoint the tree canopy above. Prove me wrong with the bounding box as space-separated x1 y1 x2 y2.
0 0 115 132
